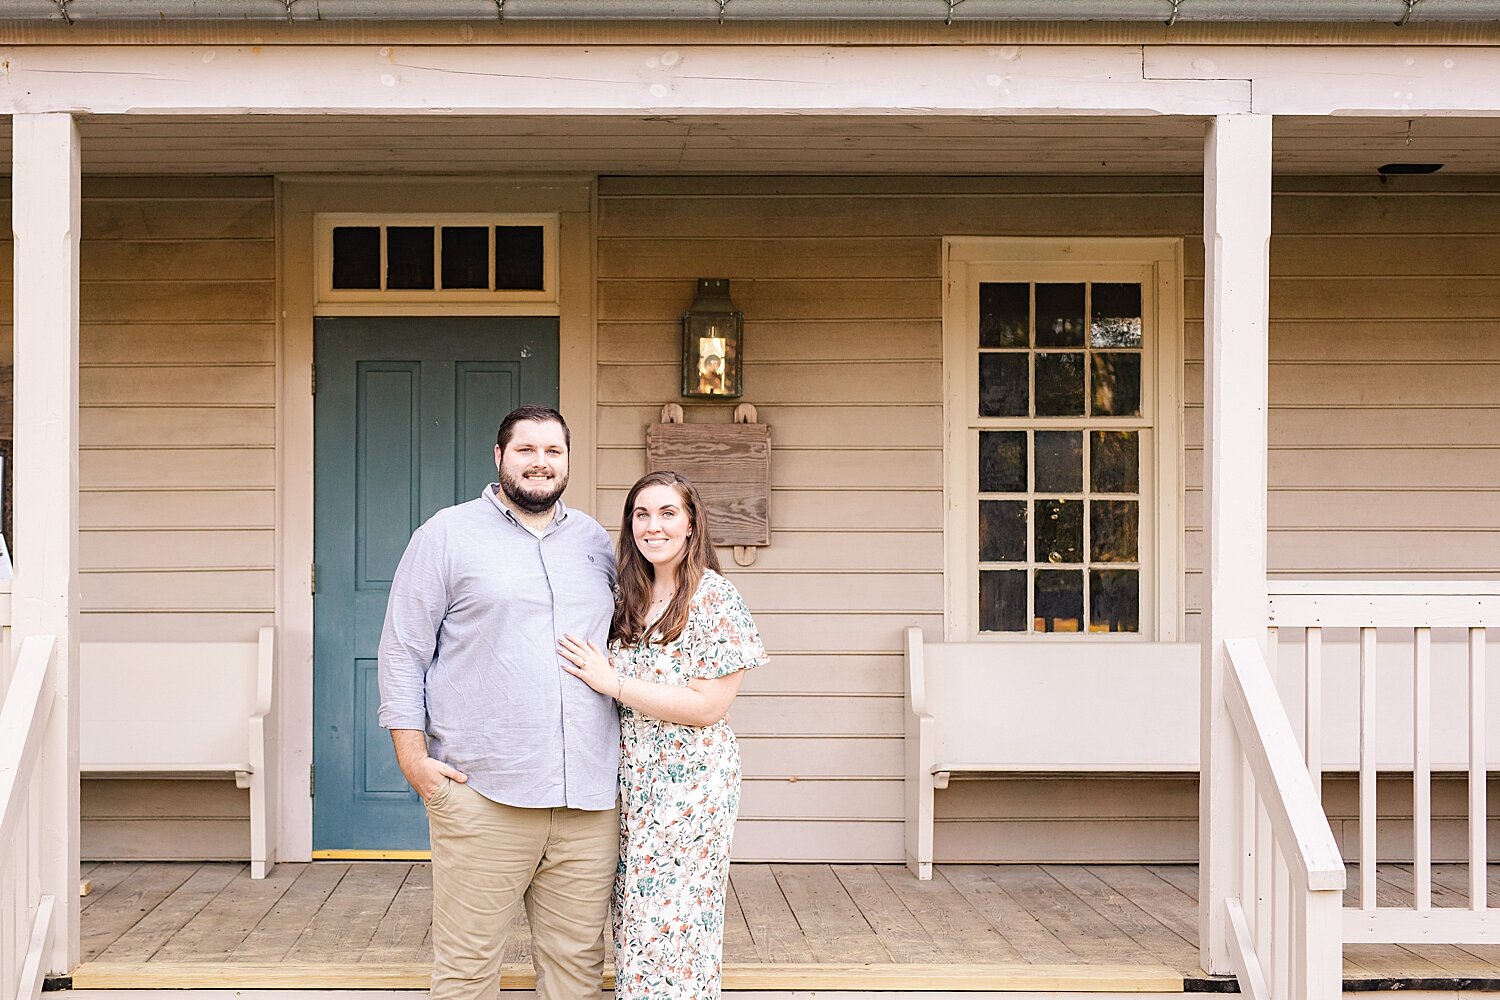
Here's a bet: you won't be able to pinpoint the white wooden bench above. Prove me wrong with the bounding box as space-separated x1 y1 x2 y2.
903 625 1200 879
80 627 275 878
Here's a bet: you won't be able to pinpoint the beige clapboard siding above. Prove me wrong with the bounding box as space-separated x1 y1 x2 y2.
600 174 1499 863
19 179 284 640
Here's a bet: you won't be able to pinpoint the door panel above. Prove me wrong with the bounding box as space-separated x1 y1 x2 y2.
313 316 559 851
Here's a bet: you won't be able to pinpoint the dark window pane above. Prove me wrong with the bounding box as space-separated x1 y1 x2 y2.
441 226 489 289
1090 499 1139 562
1091 282 1143 347
387 226 435 290
1035 569 1083 633
980 570 1027 632
1091 431 1140 493
980 282 1029 348
332 226 380 289
978 430 1028 493
495 226 545 290
1035 283 1085 347
979 353 1028 417
980 500 1027 562
1092 352 1142 417
1033 498 1082 565
1090 569 1140 633
1034 431 1083 493
1034 352 1085 416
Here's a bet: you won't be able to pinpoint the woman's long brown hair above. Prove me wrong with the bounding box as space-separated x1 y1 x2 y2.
610 470 721 646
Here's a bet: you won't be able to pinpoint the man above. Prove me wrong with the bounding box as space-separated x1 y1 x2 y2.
377 405 618 1000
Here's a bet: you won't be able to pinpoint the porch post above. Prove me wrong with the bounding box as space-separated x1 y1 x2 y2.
1200 113 1272 976
11 112 82 975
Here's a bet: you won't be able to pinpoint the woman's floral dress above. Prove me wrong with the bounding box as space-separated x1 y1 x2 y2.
609 569 768 1000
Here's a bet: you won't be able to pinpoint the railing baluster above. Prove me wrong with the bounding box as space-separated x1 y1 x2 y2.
1360 626 1378 910
1305 626 1323 799
1413 626 1432 911
1274 840 1291 999
1256 795 1273 973
1471 626 1488 912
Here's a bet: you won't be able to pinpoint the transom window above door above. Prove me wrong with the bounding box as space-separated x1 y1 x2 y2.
315 214 558 305
944 240 1183 641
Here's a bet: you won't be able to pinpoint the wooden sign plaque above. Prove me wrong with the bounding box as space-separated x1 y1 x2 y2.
646 411 770 550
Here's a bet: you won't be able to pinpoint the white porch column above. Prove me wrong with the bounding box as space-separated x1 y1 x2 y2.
1200 113 1272 976
11 113 82 975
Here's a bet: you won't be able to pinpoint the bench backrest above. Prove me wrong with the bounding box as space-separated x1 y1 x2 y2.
80 640 264 769
913 637 1200 771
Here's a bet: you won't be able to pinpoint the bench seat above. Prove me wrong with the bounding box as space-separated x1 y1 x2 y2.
80 627 275 878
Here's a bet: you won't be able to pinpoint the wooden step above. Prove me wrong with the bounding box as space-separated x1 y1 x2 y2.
69 961 1185 993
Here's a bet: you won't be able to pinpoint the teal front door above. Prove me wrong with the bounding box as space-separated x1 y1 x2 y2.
312 317 559 851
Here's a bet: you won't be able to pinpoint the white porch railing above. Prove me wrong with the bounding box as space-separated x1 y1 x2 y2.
0 581 59 1000
1223 637 1346 1000
1269 581 1498 944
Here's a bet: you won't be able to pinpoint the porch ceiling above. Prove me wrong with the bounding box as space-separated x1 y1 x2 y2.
2 114 1499 174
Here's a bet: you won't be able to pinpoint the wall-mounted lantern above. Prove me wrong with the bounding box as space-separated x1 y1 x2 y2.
681 278 743 398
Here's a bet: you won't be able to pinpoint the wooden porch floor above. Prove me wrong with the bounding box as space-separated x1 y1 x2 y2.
70 860 1500 991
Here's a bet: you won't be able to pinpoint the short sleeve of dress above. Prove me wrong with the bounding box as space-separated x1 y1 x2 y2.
686 571 770 680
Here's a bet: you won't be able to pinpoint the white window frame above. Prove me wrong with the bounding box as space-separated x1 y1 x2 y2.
942 237 1184 642
314 212 559 310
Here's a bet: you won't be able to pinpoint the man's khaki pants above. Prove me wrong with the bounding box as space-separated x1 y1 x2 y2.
426 779 618 1000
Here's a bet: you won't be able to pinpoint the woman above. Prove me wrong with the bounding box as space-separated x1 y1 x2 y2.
558 470 767 1000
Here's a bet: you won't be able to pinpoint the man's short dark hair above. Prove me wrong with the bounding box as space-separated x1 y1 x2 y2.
497 405 570 451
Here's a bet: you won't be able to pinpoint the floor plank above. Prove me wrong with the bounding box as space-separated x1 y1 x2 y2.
286 862 411 963
362 863 432 963
77 862 142 916
940 865 1074 965
1044 865 1202 975
231 863 348 962
80 862 195 961
1144 863 1199 901
730 864 815 963
772 864 888 963
153 863 303 963
832 865 947 964
722 871 757 962
1085 866 1199 948
984 865 1143 965
95 863 242 963
876 864 1021 963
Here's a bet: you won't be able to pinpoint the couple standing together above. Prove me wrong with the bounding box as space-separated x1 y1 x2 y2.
377 405 767 1000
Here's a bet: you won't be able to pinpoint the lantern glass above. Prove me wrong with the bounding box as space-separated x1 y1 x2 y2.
682 279 743 398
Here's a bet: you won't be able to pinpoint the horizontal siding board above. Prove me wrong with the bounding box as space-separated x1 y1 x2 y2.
81 199 275 240
596 488 942 532
599 361 941 404
731 820 903 863
738 736 903 777
596 319 941 364
80 612 274 643
740 778 904 821
81 366 275 407
79 240 277 281
1188 528 1500 572
81 569 274 612
1184 361 1500 407
596 404 942 449
727 571 943 613
1185 408 1500 448
598 236 939 279
82 324 275 365
739 655 903 696
598 446 942 491
80 408 275 447
81 529 275 571
729 694 903 737
1185 489 1500 532
599 278 940 322
81 449 276 490
80 281 275 324
750 613 941 655
80 490 275 529
1185 448 1500 490
1188 320 1500 363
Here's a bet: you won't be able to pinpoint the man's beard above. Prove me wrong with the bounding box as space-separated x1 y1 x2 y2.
499 465 568 514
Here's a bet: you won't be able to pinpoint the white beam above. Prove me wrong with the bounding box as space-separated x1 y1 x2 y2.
0 44 1247 116
1200 112 1272 978
11 112 82 977
1147 46 1500 116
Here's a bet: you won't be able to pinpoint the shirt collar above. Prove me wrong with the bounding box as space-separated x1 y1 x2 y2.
484 483 569 529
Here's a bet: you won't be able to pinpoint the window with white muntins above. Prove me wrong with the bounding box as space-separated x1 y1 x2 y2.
943 239 1183 641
